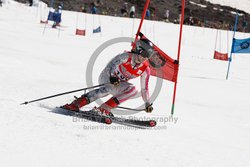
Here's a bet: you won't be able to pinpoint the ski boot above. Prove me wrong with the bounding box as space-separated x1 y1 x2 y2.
61 96 89 111
91 97 119 117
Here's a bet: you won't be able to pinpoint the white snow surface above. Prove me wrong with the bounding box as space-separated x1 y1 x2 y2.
1 1 250 167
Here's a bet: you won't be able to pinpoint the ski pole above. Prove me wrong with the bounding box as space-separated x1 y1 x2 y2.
20 83 106 105
117 106 146 112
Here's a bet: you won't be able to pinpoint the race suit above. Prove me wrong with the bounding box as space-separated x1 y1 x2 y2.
85 51 150 109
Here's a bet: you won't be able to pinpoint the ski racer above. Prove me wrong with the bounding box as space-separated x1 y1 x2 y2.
62 38 154 116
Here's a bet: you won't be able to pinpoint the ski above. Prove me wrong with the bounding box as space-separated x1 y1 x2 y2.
57 107 156 128
57 107 112 125
111 116 156 128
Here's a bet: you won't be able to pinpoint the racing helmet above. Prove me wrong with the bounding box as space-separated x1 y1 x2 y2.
135 38 154 58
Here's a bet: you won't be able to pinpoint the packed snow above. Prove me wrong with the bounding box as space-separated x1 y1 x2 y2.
0 1 250 167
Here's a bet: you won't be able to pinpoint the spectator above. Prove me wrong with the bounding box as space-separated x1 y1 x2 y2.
146 9 150 19
242 20 248 32
189 16 194 25
95 0 103 6
129 5 135 18
91 4 97 14
80 5 87 12
0 0 2 7
120 2 128 17
229 24 233 31
174 14 181 24
164 9 169 22
29 0 33 6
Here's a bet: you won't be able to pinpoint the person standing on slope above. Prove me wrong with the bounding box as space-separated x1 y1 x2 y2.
62 38 154 116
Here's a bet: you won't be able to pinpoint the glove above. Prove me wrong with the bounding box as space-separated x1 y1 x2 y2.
110 76 120 86
145 102 153 113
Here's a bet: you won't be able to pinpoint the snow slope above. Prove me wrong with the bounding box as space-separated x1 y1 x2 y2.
0 1 250 167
